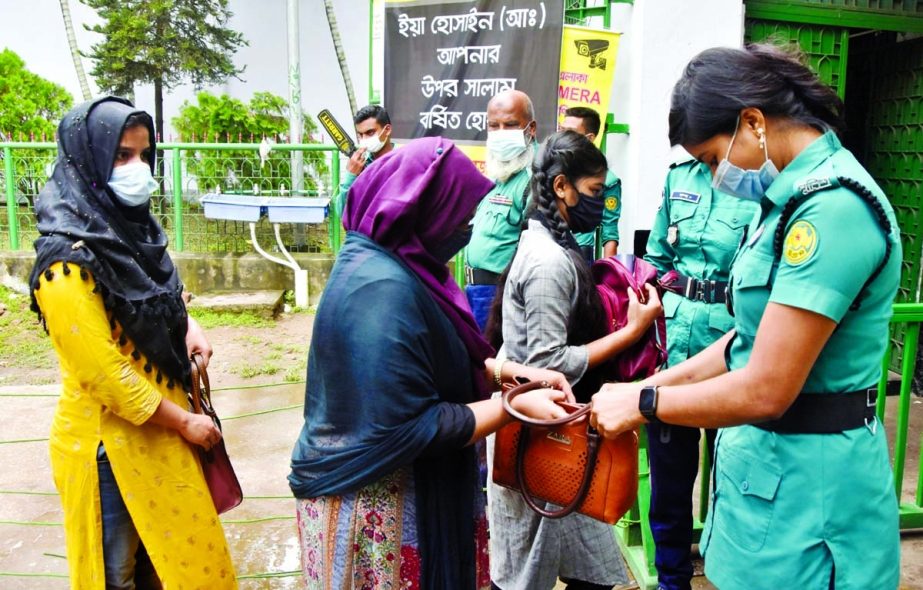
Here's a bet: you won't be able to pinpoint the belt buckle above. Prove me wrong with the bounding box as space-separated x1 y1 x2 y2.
684 278 696 300
865 387 878 435
464 265 474 285
692 279 710 302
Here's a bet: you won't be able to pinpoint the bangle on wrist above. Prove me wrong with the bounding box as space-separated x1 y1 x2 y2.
493 359 506 389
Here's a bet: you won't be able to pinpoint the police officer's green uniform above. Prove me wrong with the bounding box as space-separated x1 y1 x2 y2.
643 160 757 589
702 131 900 589
574 170 622 258
464 166 530 330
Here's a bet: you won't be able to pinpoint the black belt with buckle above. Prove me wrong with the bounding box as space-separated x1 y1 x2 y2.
753 387 878 434
464 265 501 285
663 274 729 304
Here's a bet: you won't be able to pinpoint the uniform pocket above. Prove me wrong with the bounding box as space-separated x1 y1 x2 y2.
712 446 781 552
662 291 682 319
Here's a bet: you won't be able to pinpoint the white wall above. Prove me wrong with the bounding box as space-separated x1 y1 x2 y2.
607 0 744 253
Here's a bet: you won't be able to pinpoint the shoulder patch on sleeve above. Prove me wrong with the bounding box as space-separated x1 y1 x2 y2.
795 177 839 197
605 196 618 211
783 220 819 266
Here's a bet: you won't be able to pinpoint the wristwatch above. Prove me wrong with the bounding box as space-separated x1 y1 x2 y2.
639 385 660 423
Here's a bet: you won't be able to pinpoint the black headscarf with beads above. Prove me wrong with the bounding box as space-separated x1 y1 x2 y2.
29 96 190 389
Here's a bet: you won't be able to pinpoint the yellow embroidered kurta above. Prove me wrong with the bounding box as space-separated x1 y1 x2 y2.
36 262 237 589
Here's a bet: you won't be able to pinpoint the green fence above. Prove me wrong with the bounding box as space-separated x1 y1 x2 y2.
617 303 923 589
0 142 342 254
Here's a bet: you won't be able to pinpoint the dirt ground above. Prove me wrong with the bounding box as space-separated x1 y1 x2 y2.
0 310 921 589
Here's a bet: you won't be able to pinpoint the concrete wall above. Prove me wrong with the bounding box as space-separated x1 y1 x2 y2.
605 0 745 253
0 252 335 305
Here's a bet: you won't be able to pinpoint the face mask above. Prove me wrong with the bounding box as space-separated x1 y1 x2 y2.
711 118 779 202
431 225 473 264
108 162 158 207
565 191 604 233
359 129 387 154
486 128 529 161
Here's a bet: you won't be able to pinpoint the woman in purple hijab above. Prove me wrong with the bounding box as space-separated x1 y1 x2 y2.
289 137 572 589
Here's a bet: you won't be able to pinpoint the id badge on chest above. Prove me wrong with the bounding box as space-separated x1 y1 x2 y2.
667 225 679 245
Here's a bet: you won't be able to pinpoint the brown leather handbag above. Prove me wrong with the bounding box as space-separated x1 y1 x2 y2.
492 380 638 524
190 353 243 514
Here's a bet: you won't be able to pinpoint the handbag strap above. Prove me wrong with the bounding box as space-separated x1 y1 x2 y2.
501 379 601 519
189 353 219 425
501 379 591 426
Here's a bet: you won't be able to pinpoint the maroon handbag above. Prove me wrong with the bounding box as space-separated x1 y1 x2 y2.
189 354 243 514
592 254 667 382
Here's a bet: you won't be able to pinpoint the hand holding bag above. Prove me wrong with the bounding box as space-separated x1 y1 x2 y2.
189 353 243 514
492 380 638 524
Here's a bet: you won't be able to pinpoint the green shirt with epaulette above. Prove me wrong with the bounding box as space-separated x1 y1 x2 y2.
701 131 900 590
644 160 757 366
464 166 531 274
574 170 622 250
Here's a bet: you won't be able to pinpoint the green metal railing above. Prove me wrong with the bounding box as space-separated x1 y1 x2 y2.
616 303 923 589
0 141 342 254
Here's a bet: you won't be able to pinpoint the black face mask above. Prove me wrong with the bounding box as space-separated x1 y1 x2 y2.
431 225 473 263
565 191 604 233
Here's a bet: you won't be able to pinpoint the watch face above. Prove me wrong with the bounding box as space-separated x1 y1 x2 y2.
640 386 658 418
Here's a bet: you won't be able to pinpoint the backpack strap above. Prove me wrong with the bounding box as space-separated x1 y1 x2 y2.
772 176 893 311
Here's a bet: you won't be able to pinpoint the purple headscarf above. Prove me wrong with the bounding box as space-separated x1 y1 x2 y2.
344 137 495 389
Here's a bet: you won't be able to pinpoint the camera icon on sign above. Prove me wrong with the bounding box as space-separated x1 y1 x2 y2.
574 39 609 70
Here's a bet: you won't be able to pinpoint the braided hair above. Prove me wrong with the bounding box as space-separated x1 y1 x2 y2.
485 132 609 395
669 43 845 147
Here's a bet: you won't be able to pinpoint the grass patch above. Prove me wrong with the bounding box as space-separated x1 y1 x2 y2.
0 285 55 371
284 363 307 383
238 363 282 379
187 308 272 329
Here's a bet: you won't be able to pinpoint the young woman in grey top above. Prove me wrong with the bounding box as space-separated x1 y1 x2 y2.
485 131 662 590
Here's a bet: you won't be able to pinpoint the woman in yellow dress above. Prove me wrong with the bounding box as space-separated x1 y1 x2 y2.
29 96 237 589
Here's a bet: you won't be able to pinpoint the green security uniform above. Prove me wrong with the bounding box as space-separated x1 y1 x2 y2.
643 160 757 588
646 160 757 365
333 144 393 218
574 170 622 254
702 132 900 589
464 166 531 275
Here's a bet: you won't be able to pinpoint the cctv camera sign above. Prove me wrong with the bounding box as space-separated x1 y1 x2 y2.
384 0 564 144
558 25 621 146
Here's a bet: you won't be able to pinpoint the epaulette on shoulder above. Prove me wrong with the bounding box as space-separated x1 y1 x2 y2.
669 158 697 170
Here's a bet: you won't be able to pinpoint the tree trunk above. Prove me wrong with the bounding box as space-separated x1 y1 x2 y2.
59 0 92 100
323 0 357 114
154 77 167 215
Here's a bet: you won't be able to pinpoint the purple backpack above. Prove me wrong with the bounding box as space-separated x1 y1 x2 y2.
591 254 667 382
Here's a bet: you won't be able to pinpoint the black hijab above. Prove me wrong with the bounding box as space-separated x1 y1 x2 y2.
29 96 191 389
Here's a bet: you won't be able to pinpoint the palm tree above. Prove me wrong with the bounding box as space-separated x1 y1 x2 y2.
323 0 357 115
59 0 92 100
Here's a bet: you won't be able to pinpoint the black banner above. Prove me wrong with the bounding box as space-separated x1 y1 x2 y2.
384 0 564 144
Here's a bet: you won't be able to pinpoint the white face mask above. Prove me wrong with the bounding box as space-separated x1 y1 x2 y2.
358 129 387 153
108 162 158 207
486 128 529 161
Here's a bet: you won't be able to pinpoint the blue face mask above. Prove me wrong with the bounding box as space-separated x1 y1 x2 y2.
486 128 530 161
711 118 779 202
108 162 158 207
431 224 473 264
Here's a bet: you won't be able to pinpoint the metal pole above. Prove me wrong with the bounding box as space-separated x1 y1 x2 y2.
287 0 306 247
3 146 19 250
172 147 184 251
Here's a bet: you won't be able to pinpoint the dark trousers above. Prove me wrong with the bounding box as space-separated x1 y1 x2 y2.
645 423 716 590
98 445 162 590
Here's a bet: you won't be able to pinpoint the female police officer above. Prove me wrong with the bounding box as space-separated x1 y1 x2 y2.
589 44 901 589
